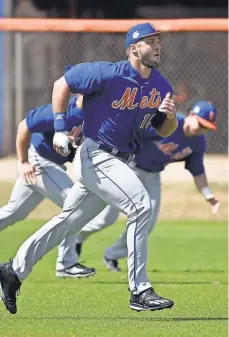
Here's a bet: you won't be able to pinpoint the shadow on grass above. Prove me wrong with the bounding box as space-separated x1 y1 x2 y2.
149 270 228 273
32 280 228 285
17 316 228 322
88 281 228 285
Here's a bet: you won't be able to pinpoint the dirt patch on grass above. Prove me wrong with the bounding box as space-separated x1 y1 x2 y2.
0 181 227 222
0 154 227 221
160 183 227 221
0 154 228 183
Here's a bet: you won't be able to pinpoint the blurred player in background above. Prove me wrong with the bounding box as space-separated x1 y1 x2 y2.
0 95 103 278
71 101 220 271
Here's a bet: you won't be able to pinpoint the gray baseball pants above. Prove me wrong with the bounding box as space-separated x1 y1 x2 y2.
12 138 153 294
73 168 161 261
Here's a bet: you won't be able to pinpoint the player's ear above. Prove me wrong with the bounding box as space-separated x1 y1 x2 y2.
131 44 139 57
126 47 131 58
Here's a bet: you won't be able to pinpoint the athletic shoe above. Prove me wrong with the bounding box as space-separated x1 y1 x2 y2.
0 260 21 314
103 256 121 272
56 263 96 278
130 287 174 312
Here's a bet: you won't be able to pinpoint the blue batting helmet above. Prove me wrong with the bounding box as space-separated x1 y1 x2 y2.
125 23 160 49
190 101 217 131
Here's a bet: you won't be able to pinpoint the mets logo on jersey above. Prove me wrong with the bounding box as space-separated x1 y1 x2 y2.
154 141 192 159
154 141 178 155
111 88 161 110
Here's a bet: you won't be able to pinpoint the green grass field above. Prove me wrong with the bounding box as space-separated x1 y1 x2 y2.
0 219 227 337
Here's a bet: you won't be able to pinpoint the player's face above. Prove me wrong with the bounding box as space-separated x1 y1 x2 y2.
184 115 208 137
135 35 161 68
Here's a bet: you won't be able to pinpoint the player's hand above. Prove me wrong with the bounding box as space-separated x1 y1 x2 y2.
18 161 37 185
68 125 82 149
206 196 220 214
53 132 70 157
158 92 176 120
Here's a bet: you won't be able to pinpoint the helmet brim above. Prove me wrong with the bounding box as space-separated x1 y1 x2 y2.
195 115 217 131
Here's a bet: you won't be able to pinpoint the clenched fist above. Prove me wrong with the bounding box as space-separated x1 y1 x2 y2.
53 132 70 157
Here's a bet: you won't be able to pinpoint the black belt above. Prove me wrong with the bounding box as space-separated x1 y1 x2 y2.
135 164 152 173
99 144 135 163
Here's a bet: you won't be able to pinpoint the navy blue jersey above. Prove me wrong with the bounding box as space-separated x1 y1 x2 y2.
64 60 173 153
26 97 84 165
135 114 206 176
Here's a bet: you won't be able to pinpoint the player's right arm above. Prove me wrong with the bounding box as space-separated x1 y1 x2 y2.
16 119 36 185
17 103 59 185
52 76 71 156
52 62 105 155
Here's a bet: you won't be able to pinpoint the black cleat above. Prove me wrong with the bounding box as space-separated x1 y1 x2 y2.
103 256 121 272
56 263 96 278
130 287 174 312
0 260 21 314
75 243 82 258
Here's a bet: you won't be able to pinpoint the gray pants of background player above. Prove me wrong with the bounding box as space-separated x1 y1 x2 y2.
12 138 153 294
73 168 161 261
0 145 118 271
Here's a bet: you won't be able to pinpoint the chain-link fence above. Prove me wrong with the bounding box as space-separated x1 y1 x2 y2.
3 31 228 154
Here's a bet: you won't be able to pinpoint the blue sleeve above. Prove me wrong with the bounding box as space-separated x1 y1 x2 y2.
67 96 84 126
68 107 84 127
26 104 55 133
185 137 207 176
67 96 77 111
64 62 104 95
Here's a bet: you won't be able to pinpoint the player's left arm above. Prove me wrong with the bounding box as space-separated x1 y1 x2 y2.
193 173 220 214
151 92 178 137
185 145 220 214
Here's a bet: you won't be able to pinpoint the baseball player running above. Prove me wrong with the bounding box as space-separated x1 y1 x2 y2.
0 22 178 314
73 101 220 271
